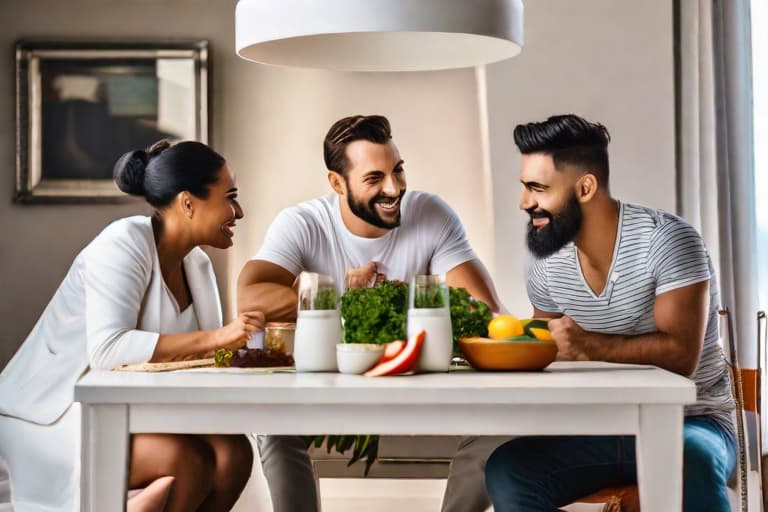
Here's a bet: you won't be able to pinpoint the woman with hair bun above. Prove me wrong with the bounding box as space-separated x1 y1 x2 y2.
0 140 260 511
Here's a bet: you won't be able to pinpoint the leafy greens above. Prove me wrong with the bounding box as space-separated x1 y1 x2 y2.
330 281 492 474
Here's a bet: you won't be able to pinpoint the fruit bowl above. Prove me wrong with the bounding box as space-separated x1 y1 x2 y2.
457 336 557 371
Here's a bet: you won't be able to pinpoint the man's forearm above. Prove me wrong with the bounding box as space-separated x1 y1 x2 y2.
238 283 298 322
581 330 700 376
445 259 502 313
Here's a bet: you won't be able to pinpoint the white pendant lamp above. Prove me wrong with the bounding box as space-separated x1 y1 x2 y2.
235 0 524 72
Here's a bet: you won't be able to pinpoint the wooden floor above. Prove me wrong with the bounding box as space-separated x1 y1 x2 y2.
320 478 446 512
2 451 738 512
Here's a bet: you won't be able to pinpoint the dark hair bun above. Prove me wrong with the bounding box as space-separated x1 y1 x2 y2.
113 149 149 196
147 139 171 158
112 139 225 208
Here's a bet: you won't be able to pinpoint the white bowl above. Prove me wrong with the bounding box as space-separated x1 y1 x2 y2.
336 343 384 374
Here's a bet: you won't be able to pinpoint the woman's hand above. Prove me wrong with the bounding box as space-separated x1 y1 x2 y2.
214 311 265 351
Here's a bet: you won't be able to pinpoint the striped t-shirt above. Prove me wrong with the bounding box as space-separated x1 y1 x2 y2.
526 202 734 436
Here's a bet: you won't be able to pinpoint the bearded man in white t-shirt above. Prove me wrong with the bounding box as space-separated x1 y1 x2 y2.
237 114 505 512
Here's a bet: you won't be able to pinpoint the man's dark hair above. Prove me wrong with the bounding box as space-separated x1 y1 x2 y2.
513 114 611 186
324 115 392 175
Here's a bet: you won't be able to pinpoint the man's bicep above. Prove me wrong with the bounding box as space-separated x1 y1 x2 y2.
237 260 299 320
425 195 477 274
238 260 296 289
653 279 709 351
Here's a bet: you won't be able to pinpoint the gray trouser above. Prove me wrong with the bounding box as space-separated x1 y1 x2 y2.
257 434 511 512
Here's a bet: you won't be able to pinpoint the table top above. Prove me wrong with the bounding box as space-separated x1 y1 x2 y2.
75 361 697 406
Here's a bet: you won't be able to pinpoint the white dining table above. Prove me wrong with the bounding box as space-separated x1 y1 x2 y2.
75 361 696 511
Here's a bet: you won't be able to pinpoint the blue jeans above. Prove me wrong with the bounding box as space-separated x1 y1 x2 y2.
485 416 736 512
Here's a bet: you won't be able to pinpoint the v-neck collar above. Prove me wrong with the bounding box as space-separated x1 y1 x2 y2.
574 200 623 299
160 270 193 315
149 218 194 315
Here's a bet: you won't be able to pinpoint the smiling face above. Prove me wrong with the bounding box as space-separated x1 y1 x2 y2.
191 163 244 249
340 139 407 232
518 153 583 258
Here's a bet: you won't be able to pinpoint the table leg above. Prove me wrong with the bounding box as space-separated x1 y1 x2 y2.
80 404 129 511
636 404 684 512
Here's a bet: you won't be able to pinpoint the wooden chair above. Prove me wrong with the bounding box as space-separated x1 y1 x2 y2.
563 486 637 512
721 308 764 512
567 308 765 512
758 311 767 511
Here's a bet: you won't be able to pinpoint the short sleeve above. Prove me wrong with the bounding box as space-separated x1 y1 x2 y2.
254 207 312 276
525 257 561 313
421 194 477 274
647 215 711 295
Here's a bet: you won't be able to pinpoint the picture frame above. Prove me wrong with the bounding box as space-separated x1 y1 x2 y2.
15 40 209 203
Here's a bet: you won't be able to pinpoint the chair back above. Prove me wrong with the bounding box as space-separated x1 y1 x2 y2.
719 307 765 512
759 311 767 511
720 307 749 512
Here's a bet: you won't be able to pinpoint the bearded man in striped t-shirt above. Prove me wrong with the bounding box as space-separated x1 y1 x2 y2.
485 114 736 512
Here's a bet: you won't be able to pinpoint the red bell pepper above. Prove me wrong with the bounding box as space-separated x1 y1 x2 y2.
380 340 406 363
364 331 425 377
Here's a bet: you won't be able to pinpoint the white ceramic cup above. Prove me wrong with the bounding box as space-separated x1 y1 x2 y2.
336 343 384 374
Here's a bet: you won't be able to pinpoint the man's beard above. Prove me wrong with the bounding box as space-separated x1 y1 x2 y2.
526 193 582 259
347 186 406 230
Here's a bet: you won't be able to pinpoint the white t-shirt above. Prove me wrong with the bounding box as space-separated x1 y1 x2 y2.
254 191 477 290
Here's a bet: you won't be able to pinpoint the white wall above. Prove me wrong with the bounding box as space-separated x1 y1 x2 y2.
228 0 676 316
227 66 490 309
484 0 676 314
0 0 235 367
0 0 675 367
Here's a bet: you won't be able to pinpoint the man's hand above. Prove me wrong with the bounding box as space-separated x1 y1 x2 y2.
345 262 385 289
548 315 590 361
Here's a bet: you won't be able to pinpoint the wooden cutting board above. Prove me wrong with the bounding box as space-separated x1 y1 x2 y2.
115 358 215 372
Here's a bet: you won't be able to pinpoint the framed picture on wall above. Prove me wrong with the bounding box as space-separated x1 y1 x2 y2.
15 40 209 203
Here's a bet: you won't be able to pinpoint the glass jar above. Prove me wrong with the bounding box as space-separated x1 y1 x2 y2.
297 272 340 311
409 274 449 309
264 322 296 355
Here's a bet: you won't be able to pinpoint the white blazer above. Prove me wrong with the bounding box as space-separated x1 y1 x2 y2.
0 216 223 425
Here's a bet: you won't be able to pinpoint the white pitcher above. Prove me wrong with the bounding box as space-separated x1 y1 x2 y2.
407 275 452 372
293 272 342 372
408 308 453 372
294 310 342 372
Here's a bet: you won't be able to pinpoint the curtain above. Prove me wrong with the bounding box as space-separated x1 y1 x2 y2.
679 1 761 509
679 0 758 368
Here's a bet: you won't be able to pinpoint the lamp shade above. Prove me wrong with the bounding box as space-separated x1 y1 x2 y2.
235 0 524 72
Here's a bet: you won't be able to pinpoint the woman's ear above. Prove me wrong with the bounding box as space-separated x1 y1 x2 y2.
327 171 346 195
575 173 599 203
179 191 194 219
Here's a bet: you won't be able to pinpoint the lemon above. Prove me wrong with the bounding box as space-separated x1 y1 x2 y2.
528 327 553 341
488 315 524 339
